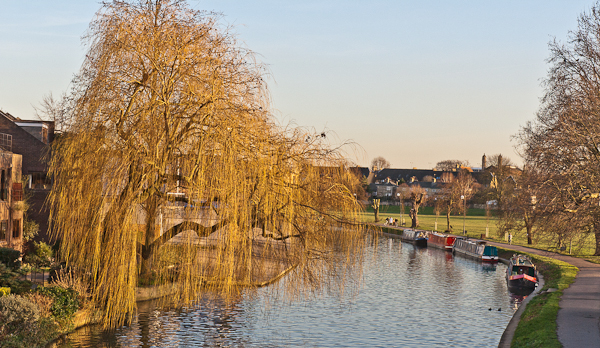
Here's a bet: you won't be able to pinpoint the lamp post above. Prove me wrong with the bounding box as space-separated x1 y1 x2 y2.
485 201 490 238
434 197 438 231
397 192 403 226
461 195 466 235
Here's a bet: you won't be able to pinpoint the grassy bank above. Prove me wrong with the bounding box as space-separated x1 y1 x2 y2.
364 205 600 265
496 247 577 348
361 207 499 238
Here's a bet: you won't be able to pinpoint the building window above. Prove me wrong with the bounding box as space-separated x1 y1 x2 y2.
12 219 20 239
0 221 7 240
0 170 6 201
31 172 51 190
0 133 12 152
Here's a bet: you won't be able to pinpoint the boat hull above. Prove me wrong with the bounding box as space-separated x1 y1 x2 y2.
453 239 498 263
427 233 455 251
507 274 537 290
400 229 428 247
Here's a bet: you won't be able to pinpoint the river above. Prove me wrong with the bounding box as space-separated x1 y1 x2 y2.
57 236 523 347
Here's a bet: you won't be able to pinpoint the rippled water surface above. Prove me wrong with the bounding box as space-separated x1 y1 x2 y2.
58 237 519 347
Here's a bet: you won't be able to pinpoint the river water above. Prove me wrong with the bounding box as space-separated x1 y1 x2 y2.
57 236 522 347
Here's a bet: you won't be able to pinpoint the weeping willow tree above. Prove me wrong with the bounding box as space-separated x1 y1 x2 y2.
47 0 365 328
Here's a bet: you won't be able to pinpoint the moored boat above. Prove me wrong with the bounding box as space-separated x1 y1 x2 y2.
453 238 498 262
426 232 456 251
506 254 537 291
400 229 428 247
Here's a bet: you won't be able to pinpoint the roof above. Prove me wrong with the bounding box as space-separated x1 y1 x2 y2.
0 110 18 122
374 168 459 182
351 166 370 178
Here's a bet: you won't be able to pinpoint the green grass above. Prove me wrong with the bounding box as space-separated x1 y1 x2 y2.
493 247 578 348
363 205 600 264
361 207 498 238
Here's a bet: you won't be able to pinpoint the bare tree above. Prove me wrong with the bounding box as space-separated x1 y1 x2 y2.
435 159 469 171
408 185 427 228
485 154 516 169
48 0 365 327
371 199 381 223
439 172 455 183
517 3 600 254
34 92 73 133
436 170 476 232
371 156 390 171
496 167 549 244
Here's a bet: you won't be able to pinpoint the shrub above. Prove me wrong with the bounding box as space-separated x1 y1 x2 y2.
0 294 60 348
0 247 21 270
23 242 53 268
22 217 39 243
36 286 79 320
23 292 53 318
0 295 39 329
0 263 31 295
50 267 89 303
0 288 9 297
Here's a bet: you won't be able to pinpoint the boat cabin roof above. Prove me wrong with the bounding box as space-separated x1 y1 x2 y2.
511 255 534 267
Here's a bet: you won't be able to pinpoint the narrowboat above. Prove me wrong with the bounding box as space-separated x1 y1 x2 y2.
506 254 538 291
452 238 499 262
400 229 428 247
426 232 456 251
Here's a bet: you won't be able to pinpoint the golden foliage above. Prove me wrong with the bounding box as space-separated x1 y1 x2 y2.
48 0 364 328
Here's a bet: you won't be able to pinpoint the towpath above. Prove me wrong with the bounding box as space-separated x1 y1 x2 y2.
486 241 600 348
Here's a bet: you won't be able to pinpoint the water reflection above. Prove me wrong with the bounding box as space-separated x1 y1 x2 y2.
58 238 518 348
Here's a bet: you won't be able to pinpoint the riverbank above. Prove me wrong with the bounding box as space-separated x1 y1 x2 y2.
488 242 598 348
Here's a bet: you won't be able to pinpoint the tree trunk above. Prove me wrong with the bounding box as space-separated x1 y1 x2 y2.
372 199 380 223
446 209 451 232
140 195 159 279
594 219 600 256
526 224 533 245
410 208 418 228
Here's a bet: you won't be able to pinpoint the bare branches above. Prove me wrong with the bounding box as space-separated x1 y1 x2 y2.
517 3 600 252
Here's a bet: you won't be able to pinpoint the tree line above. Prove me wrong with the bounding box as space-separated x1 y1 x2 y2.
373 2 600 255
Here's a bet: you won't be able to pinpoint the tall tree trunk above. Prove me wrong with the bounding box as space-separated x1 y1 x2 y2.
446 209 451 232
140 195 159 279
594 219 600 256
410 207 418 228
372 199 380 223
526 224 533 245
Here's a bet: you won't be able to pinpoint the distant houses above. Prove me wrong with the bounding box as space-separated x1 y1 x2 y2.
356 154 523 203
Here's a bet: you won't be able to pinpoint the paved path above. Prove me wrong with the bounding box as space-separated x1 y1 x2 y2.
487 242 600 348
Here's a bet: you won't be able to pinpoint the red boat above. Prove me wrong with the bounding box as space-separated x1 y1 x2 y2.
426 232 456 251
507 254 538 292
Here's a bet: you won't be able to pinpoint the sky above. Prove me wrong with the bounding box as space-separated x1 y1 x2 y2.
0 1 596 169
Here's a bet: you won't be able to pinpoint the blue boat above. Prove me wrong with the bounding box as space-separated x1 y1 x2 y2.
453 238 498 262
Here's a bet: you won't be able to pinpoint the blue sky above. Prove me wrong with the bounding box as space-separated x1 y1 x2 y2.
0 1 596 168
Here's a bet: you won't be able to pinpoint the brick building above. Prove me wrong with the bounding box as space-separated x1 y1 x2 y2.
0 150 24 251
0 110 54 243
